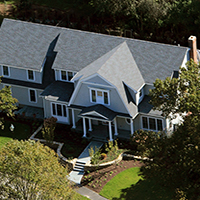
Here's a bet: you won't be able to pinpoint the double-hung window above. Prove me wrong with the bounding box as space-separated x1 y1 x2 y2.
29 89 37 103
142 116 163 131
2 66 9 77
60 70 76 81
27 70 35 81
90 88 109 105
52 103 67 118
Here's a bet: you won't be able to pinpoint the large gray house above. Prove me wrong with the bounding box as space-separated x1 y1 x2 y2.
0 18 197 141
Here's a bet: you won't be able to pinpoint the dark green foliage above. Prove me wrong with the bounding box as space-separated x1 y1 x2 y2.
42 117 57 144
150 60 200 118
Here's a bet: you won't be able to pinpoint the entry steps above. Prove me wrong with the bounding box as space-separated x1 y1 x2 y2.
73 160 86 172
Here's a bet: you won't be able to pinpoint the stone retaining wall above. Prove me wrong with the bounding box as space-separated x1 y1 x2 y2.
29 125 77 171
84 153 123 172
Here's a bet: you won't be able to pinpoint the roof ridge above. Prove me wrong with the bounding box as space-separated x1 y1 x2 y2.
3 18 188 50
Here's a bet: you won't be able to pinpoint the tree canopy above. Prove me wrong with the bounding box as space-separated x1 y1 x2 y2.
0 140 76 199
149 60 200 119
130 60 200 199
0 82 18 117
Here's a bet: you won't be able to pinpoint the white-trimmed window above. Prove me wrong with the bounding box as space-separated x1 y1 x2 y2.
139 87 144 103
27 70 35 81
90 88 110 105
60 70 76 81
51 103 68 118
2 65 10 77
142 116 163 131
29 89 37 103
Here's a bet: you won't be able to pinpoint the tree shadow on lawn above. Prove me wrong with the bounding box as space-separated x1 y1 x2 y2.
112 178 175 200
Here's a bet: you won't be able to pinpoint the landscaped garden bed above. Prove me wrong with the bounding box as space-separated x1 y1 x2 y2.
81 159 144 193
35 123 89 159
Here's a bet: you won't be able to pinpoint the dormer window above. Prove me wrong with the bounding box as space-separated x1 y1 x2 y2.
2 66 9 77
60 70 76 81
138 87 144 104
27 70 35 81
90 88 110 105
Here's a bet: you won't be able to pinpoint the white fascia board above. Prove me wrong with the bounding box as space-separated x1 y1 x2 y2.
81 111 108 120
139 112 165 119
137 83 145 93
0 63 41 72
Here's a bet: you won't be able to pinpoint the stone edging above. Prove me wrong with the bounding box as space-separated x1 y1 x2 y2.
123 153 153 161
29 125 77 170
84 153 123 172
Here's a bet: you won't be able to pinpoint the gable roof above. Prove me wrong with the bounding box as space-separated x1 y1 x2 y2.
79 104 118 120
0 19 188 84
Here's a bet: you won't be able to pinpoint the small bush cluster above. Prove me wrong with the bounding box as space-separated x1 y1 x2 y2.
89 140 123 165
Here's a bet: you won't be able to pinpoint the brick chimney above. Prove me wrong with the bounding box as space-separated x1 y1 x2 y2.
188 35 198 63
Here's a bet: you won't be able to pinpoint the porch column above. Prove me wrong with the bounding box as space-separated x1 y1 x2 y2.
130 119 134 136
88 118 92 131
108 121 113 141
114 118 118 136
72 109 76 129
83 117 87 137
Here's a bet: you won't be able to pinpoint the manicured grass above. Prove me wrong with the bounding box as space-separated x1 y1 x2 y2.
0 136 12 149
100 167 174 200
74 193 90 200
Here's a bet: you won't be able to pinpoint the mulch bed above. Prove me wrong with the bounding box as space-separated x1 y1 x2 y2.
81 159 144 193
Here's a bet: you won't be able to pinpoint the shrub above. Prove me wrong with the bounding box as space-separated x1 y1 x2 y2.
42 117 57 144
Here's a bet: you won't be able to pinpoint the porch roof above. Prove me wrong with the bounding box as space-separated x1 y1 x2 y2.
79 104 118 121
40 81 74 102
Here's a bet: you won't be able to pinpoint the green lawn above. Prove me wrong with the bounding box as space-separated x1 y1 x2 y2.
0 120 31 149
0 120 31 140
0 136 12 149
100 167 174 200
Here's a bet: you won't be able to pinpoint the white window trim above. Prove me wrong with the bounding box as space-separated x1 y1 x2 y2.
59 70 76 82
138 87 144 104
141 116 164 132
2 65 10 77
27 70 35 81
28 89 37 103
89 88 110 105
51 102 68 118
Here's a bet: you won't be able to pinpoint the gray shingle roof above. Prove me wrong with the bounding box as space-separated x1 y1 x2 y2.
138 95 162 115
40 81 74 102
0 19 188 84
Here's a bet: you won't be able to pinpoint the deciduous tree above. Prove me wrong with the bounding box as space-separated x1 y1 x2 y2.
150 60 200 119
0 140 76 199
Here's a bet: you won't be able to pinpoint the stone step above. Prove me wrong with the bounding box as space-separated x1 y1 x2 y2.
73 168 84 173
76 160 86 164
75 163 85 167
74 165 84 170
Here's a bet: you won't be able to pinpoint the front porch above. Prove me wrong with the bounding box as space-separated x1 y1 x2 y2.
75 121 131 141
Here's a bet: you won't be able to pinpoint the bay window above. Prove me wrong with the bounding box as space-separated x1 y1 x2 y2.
142 116 163 131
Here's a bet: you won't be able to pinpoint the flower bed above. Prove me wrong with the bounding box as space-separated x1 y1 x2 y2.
84 153 123 172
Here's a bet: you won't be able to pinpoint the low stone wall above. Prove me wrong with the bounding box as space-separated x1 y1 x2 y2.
123 153 153 161
84 153 123 172
29 125 77 171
